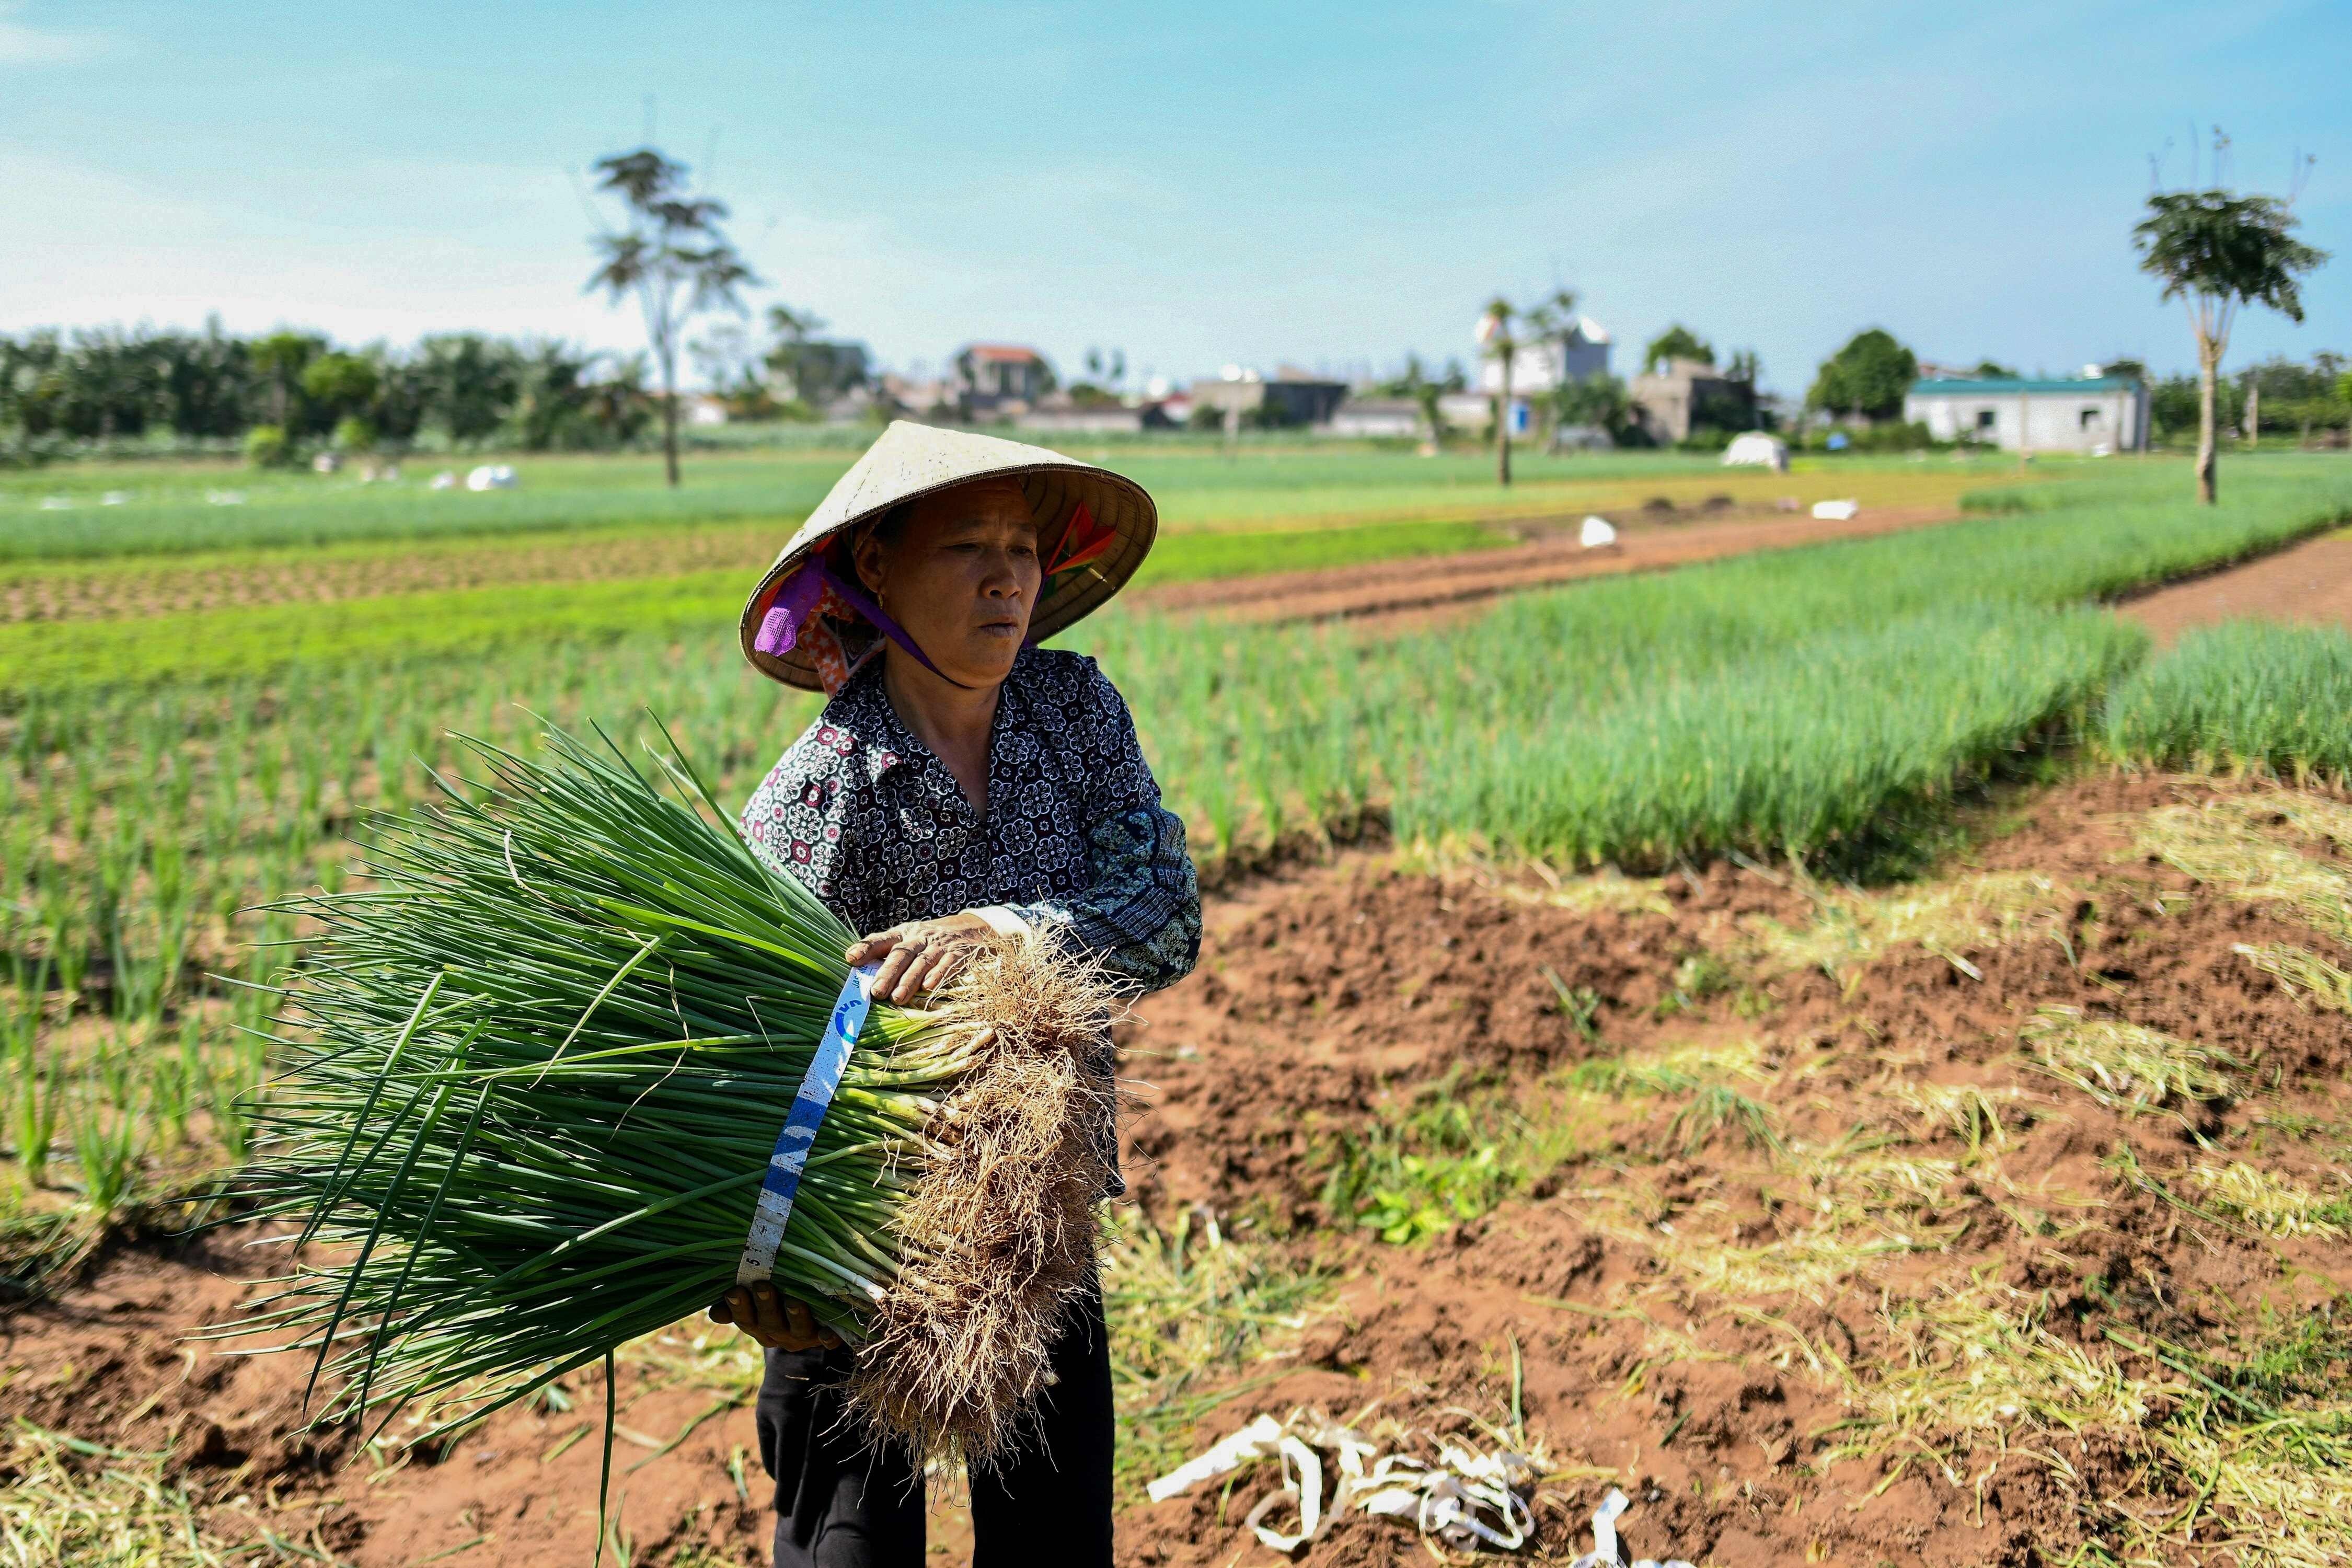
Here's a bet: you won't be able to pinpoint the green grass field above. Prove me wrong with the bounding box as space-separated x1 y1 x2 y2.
2105 619 2352 783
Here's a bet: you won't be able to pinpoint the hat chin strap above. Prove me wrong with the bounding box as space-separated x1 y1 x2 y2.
811 561 979 692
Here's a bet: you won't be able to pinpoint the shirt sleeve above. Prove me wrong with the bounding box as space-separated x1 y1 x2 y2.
738 741 869 937
987 662 1201 993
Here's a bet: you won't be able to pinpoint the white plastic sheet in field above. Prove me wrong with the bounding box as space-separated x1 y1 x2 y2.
1145 1413 1281 1503
1811 498 1860 520
1723 432 1789 470
1149 1413 1537 1554
1579 515 1619 549
1565 1486 1698 1568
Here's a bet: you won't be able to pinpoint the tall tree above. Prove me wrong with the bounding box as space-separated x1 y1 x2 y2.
1807 329 1918 422
1480 289 1579 486
301 353 379 421
251 330 321 430
1643 324 1715 374
586 146 760 487
2133 130 2327 502
415 334 520 445
1477 299 1520 486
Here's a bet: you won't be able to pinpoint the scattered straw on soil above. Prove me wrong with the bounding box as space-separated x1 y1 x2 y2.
2021 1006 2241 1117
2135 798 2352 944
2236 940 2352 1014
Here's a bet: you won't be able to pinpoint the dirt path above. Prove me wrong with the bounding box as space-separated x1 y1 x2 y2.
2120 526 2352 643
1134 504 1961 627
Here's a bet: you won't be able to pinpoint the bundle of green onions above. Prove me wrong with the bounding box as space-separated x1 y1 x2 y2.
236 724 1117 1467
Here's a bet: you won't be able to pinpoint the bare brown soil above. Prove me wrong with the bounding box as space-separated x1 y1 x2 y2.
0 525 775 624
1115 770 2352 1565
9 771 2351 1565
0 1221 777 1563
1134 505 1962 628
2121 527 2352 643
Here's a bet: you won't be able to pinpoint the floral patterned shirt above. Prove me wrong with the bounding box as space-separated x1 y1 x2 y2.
739 647 1201 993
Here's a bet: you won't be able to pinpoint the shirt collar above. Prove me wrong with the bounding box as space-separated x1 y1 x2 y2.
822 648 1038 788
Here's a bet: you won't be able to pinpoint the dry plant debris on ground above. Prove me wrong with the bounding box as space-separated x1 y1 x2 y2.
7 769 2352 1567
1117 769 2352 1567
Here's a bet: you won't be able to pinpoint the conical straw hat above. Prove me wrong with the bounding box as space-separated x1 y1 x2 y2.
738 421 1158 691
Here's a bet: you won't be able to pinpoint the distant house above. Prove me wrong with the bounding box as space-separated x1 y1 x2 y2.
1189 369 1348 429
683 394 731 427
1325 398 1424 439
953 344 1053 419
1015 400 1177 436
1436 390 1499 433
881 375 959 420
1478 317 1613 435
1904 375 2148 453
1630 358 1757 444
1478 317 1612 397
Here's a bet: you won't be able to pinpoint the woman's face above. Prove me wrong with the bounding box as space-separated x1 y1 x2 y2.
855 479 1043 690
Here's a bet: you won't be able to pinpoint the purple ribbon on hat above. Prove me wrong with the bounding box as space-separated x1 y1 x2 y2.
754 563 828 656
753 558 971 688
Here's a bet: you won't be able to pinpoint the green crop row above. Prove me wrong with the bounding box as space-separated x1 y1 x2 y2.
2104 619 2352 783
0 518 1512 694
1066 460 2352 868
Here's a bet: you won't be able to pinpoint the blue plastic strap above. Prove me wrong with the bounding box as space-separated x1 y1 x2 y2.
736 962 880 1286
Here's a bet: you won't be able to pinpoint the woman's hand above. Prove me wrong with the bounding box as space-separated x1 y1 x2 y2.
847 911 997 1004
709 1281 843 1352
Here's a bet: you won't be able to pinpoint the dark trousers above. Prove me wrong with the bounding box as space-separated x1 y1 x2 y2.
755 1288 1114 1568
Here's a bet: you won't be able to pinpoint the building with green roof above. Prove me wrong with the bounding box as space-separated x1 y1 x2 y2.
1904 372 2148 453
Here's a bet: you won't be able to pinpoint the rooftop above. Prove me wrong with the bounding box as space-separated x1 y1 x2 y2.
1911 376 2140 396
962 343 1045 363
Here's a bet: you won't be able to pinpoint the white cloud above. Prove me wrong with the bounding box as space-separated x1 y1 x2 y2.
0 3 107 66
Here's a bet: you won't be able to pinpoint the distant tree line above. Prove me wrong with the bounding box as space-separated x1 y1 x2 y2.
0 321 656 456
2148 352 2350 444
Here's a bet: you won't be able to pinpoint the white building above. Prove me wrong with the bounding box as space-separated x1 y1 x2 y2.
1904 374 2148 453
1326 398 1424 438
1471 317 1611 440
1478 317 1612 395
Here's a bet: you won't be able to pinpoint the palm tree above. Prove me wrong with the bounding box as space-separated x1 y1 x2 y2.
1477 300 1518 486
586 147 760 487
1479 289 1578 486
2132 131 2327 502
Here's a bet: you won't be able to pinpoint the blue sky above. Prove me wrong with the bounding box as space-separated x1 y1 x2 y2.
4 1 2347 394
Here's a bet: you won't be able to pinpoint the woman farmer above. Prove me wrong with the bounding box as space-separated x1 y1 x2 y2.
711 422 1201 1566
